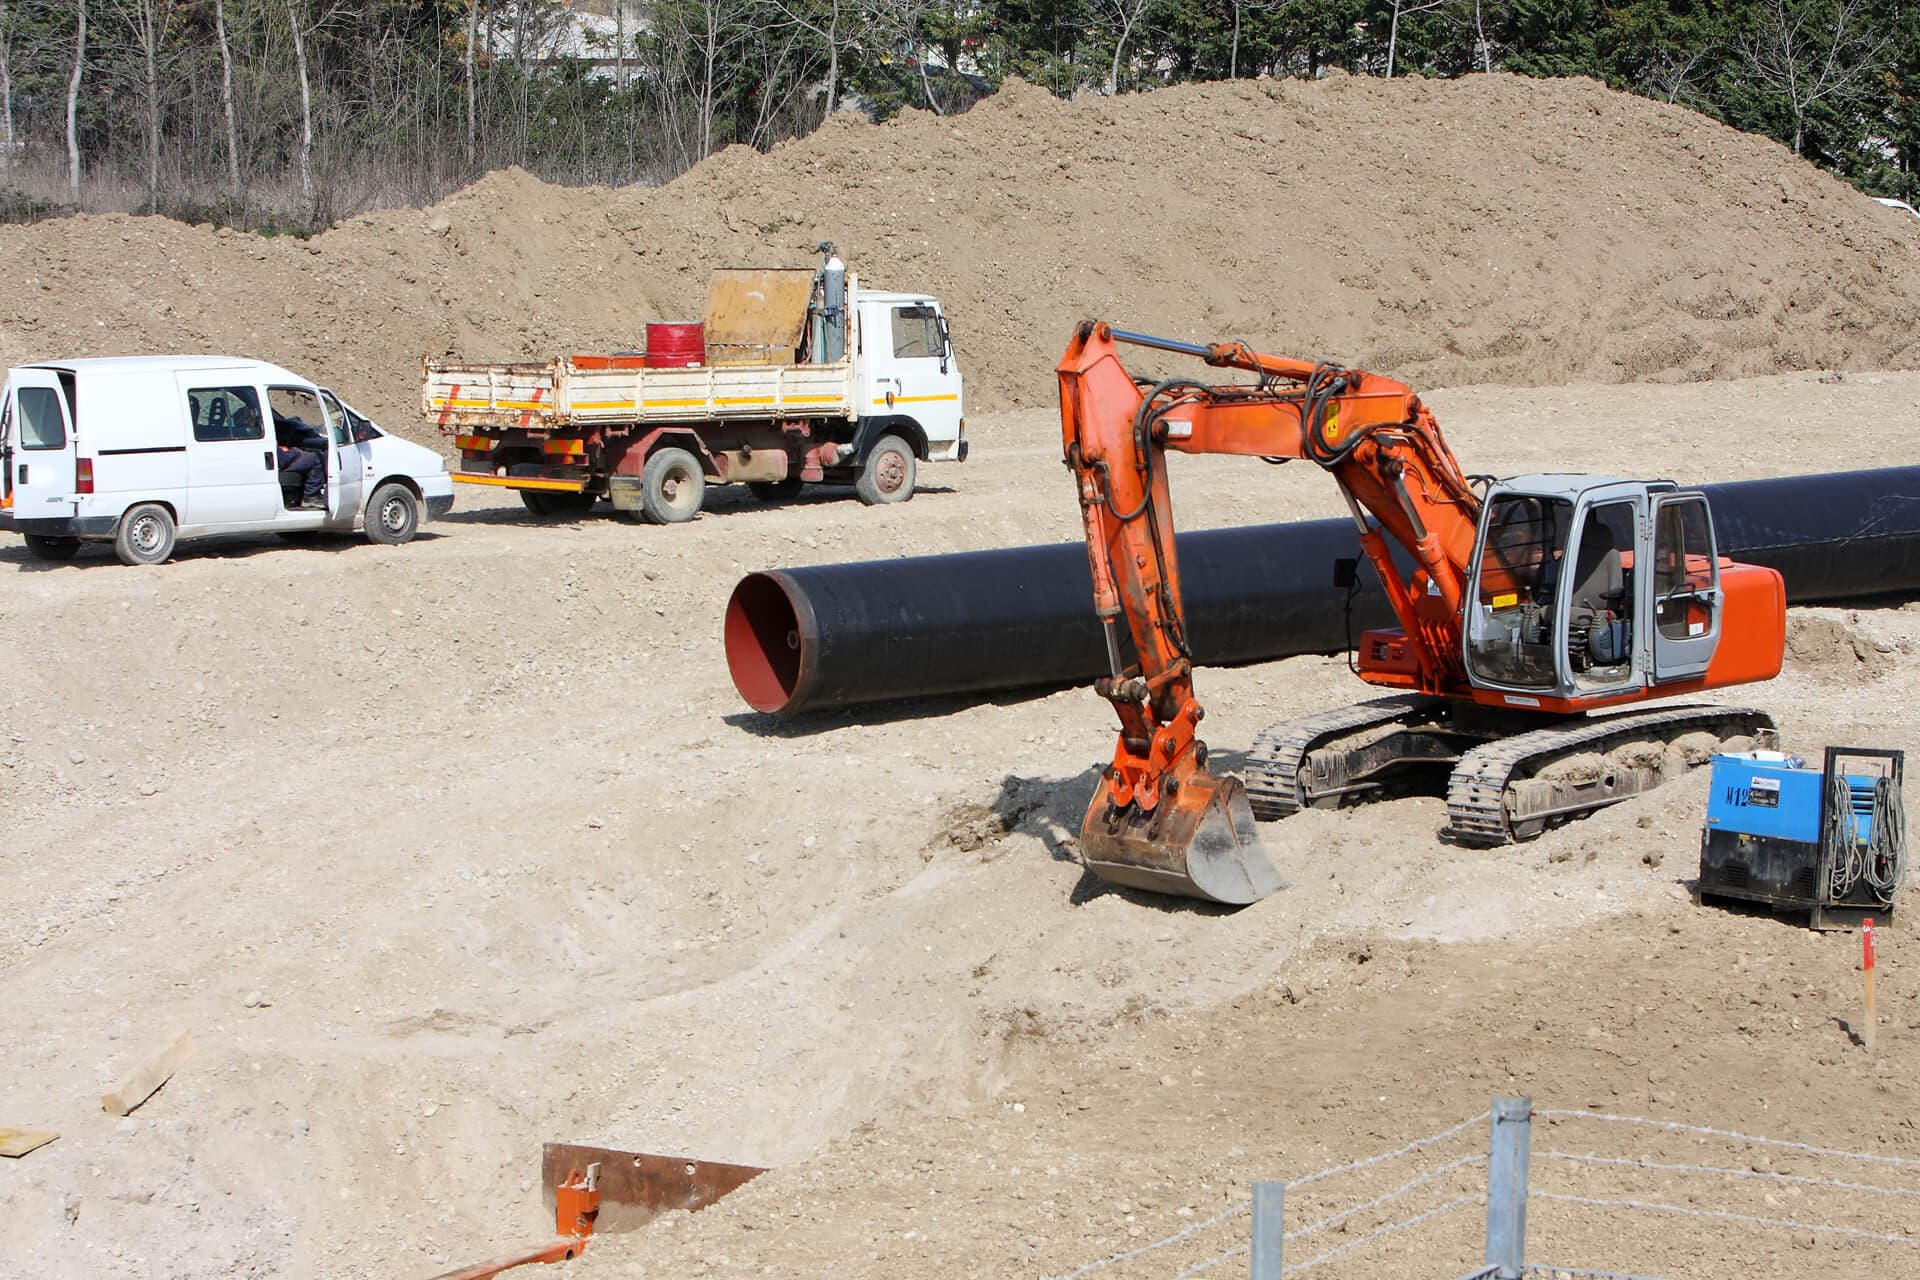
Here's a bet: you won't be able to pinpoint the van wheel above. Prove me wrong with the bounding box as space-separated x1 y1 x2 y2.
748 477 805 501
23 534 80 562
855 435 916 505
640 447 706 524
366 483 420 545
114 504 176 566
521 489 595 518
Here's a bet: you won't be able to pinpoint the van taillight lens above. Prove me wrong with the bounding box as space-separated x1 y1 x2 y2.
77 458 94 494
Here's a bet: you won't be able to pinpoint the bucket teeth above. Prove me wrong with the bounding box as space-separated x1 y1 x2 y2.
1078 774 1285 905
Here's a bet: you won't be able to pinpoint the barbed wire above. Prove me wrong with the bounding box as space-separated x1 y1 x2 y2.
1281 1193 1484 1275
1535 1109 1920 1170
1170 1155 1490 1280
1539 1150 1920 1201
1530 1190 1920 1247
1045 1111 1489 1280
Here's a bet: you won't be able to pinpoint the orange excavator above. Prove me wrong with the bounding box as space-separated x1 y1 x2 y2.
1059 322 1787 905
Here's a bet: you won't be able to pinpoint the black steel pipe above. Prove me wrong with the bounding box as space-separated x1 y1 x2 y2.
725 466 1920 716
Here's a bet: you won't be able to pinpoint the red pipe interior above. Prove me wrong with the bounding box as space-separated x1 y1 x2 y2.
724 573 803 713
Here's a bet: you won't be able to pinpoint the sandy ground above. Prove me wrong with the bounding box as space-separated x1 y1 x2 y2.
2 373 1918 1278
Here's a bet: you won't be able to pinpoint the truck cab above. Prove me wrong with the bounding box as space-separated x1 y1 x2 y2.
850 290 965 468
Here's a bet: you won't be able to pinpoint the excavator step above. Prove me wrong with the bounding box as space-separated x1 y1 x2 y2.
1244 695 1441 820
1442 703 1775 845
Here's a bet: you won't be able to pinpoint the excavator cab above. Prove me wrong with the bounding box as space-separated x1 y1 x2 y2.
1462 477 1724 705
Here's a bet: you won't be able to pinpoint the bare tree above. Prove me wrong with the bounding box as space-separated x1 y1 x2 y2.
1471 0 1492 73
284 0 315 212
614 0 627 93
115 0 177 209
764 0 862 116
1096 0 1154 94
1386 0 1447 77
465 0 479 167
67 0 86 202
1739 0 1890 155
0 1 15 166
215 0 241 190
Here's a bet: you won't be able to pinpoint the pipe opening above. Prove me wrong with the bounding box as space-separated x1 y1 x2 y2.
725 573 804 713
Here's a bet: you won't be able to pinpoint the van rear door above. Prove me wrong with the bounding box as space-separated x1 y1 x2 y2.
5 369 79 521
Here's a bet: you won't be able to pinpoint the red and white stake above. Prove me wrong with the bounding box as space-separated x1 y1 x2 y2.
1863 918 1878 1053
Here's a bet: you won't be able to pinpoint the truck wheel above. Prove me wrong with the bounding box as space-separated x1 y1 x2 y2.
23 534 80 562
366 482 420 545
521 489 595 519
114 503 176 566
747 477 804 501
855 435 916 506
640 447 706 524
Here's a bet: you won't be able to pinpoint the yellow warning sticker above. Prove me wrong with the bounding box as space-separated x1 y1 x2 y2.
1492 592 1519 609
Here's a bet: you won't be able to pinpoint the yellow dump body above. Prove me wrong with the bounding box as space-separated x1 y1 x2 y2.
422 356 857 431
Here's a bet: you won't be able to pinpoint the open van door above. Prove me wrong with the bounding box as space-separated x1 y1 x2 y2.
5 369 79 521
318 388 366 520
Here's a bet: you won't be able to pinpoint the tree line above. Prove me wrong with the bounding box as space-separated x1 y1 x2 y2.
0 0 1913 231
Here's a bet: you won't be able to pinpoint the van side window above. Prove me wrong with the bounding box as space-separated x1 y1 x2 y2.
18 386 68 449
891 305 942 360
269 386 332 447
189 386 265 442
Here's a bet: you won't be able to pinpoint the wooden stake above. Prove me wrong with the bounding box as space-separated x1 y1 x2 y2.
101 1030 195 1116
1863 918 1877 1054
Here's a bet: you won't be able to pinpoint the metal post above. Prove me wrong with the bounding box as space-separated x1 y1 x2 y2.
1485 1096 1532 1280
1249 1180 1284 1280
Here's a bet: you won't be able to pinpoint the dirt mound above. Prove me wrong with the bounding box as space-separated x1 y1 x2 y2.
6 73 1920 440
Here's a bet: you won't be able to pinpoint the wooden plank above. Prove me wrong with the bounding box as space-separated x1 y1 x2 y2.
101 1031 195 1116
0 1127 59 1158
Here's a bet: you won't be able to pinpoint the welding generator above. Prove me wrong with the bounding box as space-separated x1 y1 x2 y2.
1697 746 1906 929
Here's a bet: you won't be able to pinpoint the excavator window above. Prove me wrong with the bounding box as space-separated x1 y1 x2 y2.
1653 498 1717 641
1466 495 1573 689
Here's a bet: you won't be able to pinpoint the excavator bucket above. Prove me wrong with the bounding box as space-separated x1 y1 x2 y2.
1079 773 1284 905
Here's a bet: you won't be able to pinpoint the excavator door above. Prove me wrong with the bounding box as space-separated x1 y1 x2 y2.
1646 491 1723 682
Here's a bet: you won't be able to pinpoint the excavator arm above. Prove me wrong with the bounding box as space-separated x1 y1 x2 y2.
1057 321 1484 904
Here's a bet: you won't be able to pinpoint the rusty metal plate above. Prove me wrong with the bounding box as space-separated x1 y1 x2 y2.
541 1143 766 1234
703 268 815 364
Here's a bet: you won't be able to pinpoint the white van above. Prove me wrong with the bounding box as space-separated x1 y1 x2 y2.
0 356 454 565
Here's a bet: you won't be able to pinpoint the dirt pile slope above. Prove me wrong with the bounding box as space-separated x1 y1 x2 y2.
5 73 1920 437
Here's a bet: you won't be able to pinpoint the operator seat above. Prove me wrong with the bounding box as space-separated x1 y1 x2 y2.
1570 520 1630 669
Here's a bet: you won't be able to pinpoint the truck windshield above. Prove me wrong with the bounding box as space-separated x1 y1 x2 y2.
891 306 943 360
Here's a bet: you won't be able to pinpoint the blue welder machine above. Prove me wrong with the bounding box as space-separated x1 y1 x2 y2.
1698 746 1906 928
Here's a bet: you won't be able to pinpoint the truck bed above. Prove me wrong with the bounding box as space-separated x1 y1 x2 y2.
423 356 857 431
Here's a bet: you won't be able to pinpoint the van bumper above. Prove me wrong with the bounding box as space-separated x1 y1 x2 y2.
9 514 118 539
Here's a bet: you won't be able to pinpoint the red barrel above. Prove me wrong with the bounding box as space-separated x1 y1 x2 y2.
645 322 705 368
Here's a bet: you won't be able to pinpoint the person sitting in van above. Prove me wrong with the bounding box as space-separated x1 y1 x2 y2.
271 410 326 509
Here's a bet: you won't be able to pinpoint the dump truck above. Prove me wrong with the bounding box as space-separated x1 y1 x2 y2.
422 251 966 522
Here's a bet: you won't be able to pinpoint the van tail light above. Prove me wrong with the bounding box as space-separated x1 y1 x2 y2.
76 457 94 495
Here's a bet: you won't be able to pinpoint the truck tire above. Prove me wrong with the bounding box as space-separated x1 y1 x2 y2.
640 447 706 524
114 503 176 566
855 435 916 506
748 477 804 501
23 534 80 561
366 482 420 545
521 489 595 519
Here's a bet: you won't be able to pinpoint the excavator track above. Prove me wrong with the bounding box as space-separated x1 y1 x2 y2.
1244 695 1438 820
1443 703 1775 846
